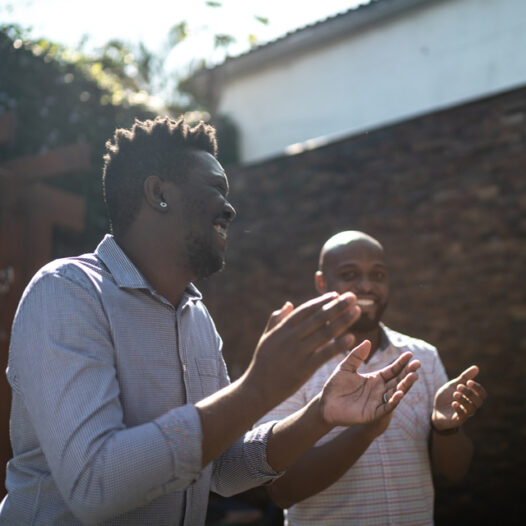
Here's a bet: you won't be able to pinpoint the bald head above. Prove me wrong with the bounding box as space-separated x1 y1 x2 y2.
316 231 388 332
318 231 384 272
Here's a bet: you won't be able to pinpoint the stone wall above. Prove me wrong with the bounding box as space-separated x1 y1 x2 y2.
199 85 526 524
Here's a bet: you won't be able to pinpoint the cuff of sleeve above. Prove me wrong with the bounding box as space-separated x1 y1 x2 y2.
155 403 203 484
243 420 284 481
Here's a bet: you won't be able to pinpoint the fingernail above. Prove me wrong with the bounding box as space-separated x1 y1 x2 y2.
341 292 356 302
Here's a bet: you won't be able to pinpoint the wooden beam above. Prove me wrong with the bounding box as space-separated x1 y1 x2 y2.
28 183 86 231
0 112 16 145
0 142 90 181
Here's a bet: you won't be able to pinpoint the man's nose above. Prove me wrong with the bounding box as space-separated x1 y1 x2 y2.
223 201 236 222
356 276 372 292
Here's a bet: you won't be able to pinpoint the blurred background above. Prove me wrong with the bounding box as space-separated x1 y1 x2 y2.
1 0 525 524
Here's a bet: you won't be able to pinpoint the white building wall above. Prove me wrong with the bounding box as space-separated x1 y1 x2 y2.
217 0 526 163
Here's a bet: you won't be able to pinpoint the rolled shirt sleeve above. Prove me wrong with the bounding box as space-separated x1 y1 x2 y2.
4 234 287 526
211 419 281 497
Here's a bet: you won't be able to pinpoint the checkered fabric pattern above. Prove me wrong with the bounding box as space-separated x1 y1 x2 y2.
1 235 277 526
258 325 448 526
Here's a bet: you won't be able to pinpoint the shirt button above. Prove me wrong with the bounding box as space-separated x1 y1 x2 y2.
183 364 187 372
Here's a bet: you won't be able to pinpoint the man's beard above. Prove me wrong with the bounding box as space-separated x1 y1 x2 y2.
184 231 224 279
352 303 387 332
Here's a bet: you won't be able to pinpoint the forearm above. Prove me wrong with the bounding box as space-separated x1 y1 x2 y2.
196 372 276 467
197 292 359 468
267 421 378 508
431 427 473 481
266 394 333 472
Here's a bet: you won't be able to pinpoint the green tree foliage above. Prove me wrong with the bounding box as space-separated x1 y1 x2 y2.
0 1 271 252
0 24 156 253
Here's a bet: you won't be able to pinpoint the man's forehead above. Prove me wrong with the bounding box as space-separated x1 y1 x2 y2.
188 150 228 182
323 239 385 269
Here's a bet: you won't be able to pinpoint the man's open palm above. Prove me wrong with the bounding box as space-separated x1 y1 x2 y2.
320 341 421 426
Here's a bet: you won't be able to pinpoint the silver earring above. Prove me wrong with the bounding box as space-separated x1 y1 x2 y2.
160 202 168 208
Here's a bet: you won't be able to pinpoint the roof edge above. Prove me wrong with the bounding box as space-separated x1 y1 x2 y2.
190 0 438 91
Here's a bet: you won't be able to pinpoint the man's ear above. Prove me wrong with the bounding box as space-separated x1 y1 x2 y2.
144 175 169 212
315 271 327 294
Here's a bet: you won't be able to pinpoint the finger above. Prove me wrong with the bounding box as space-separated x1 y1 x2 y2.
300 292 358 339
396 371 419 395
301 297 360 351
264 301 294 333
453 390 477 413
452 400 469 421
392 359 421 386
310 332 357 370
385 369 420 413
372 371 419 419
456 384 484 410
407 359 421 374
377 388 406 417
337 340 372 373
282 292 340 328
382 367 419 392
379 352 414 382
466 379 488 401
455 365 479 384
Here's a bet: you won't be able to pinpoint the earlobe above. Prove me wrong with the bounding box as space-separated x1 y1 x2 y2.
144 176 167 211
315 271 327 294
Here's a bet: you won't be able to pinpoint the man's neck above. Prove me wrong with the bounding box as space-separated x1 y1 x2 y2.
115 229 192 308
352 325 383 363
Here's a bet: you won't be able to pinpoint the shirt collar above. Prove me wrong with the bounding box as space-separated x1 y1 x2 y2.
380 322 410 352
95 234 202 303
378 323 391 352
356 323 402 370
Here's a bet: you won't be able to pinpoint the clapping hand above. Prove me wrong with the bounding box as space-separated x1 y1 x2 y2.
319 340 421 426
432 365 487 432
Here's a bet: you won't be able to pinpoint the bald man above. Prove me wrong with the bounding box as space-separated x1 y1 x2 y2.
258 231 487 525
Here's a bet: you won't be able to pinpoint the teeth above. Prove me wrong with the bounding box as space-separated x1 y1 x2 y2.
357 299 374 307
214 224 227 239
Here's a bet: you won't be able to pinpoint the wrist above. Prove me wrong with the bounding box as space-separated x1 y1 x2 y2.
235 372 274 422
364 421 385 440
312 393 337 434
431 420 460 436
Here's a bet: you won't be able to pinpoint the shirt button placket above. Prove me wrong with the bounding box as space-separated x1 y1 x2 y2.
176 310 191 402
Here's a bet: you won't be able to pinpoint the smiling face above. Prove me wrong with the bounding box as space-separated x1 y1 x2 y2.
316 235 389 332
175 150 236 279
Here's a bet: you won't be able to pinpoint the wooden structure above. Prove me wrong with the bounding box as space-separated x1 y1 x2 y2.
0 112 90 495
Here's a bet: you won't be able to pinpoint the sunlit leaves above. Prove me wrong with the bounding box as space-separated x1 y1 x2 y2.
168 21 188 47
254 16 269 25
1 0 272 115
214 34 236 49
136 42 154 86
0 23 157 247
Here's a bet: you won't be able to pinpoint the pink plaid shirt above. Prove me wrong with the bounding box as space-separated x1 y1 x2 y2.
259 325 448 525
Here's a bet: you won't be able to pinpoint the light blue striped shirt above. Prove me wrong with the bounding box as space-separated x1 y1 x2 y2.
0 235 277 525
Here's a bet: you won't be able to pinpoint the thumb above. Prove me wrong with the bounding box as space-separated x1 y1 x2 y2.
340 340 371 373
265 301 294 333
455 365 479 384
